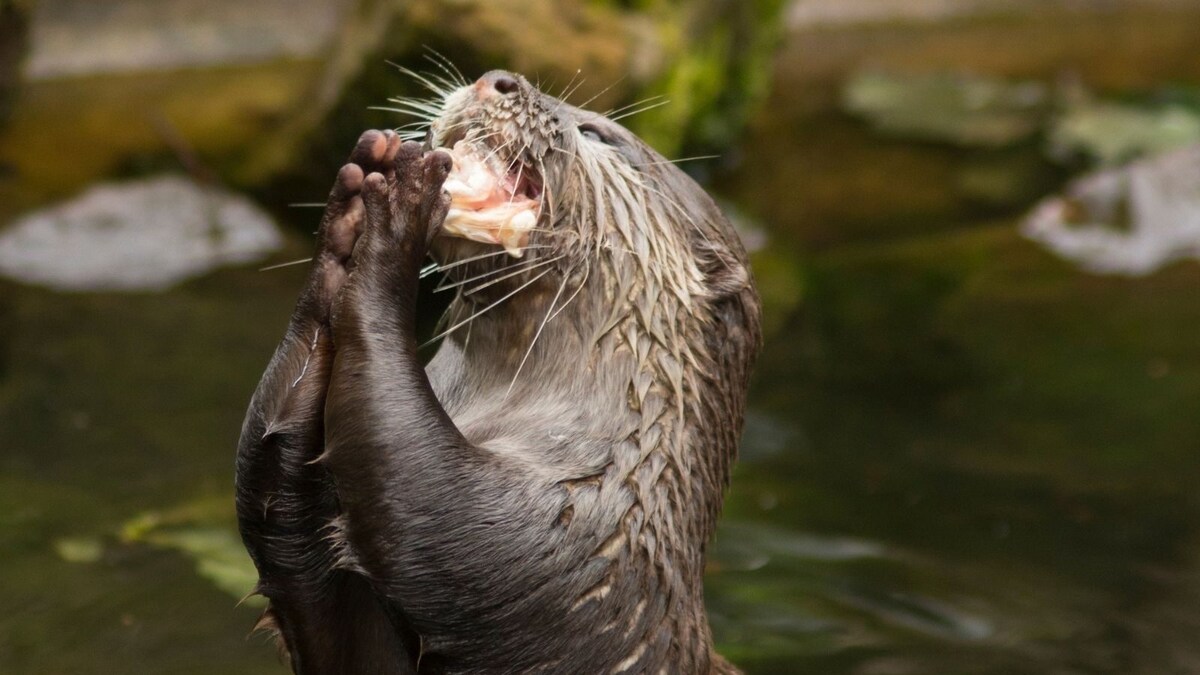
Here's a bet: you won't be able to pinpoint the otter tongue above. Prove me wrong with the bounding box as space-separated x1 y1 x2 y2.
441 141 539 257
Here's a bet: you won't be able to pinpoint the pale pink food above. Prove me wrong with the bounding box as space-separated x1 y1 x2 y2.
440 141 541 257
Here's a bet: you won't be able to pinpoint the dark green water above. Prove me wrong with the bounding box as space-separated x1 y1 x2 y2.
4 8 1200 673
5 220 1199 674
5 191 1200 674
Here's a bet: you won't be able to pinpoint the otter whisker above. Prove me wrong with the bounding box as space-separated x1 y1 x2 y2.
421 267 554 347
556 69 580 100
548 262 591 323
288 202 326 208
419 67 460 97
575 75 628 112
377 100 443 119
396 120 433 130
431 288 466 338
482 138 517 167
507 142 531 206
462 294 475 351
433 254 545 292
505 269 571 398
384 95 443 112
388 60 456 99
537 156 555 230
503 141 530 177
399 128 431 141
632 155 720 167
420 261 440 278
422 48 468 87
371 106 437 124
557 69 586 105
603 94 666 118
431 245 554 274
370 105 429 118
455 254 564 296
382 97 444 115
259 257 313 272
609 98 670 122
433 126 501 150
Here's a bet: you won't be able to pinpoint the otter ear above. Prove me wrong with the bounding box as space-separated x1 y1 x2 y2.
695 236 752 299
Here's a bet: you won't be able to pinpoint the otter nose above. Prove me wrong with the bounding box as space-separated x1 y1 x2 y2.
475 70 521 97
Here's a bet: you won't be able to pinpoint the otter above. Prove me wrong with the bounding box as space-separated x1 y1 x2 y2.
235 69 761 674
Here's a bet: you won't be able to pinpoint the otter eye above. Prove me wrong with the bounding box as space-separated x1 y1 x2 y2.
578 123 611 145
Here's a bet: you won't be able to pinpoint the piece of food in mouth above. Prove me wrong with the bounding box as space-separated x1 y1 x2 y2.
440 141 541 257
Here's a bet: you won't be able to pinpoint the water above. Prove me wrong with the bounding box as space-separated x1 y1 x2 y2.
4 5 1200 674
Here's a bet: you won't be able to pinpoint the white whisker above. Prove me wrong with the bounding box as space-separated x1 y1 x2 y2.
422 47 467 87
610 99 670 122
459 255 564 296
604 94 665 118
422 267 554 347
633 155 720 167
576 75 627 112
388 60 455 99
433 253 553 293
505 270 570 398
549 262 590 322
432 245 553 274
557 69 581 100
259 257 313 272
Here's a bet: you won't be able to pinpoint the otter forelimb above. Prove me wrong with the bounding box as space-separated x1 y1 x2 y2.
235 131 416 674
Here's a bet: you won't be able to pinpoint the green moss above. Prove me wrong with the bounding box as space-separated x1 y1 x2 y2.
629 0 788 158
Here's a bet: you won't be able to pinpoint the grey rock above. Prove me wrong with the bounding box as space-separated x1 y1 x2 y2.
0 175 282 291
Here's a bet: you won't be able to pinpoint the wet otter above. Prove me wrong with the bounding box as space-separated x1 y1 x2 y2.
235 69 761 674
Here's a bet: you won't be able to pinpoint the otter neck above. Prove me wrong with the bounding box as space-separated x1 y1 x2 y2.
439 268 600 392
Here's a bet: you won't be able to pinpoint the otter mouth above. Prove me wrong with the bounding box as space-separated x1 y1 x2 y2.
439 140 543 258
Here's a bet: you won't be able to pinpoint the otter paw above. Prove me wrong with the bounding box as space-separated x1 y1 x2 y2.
352 143 452 263
302 130 404 322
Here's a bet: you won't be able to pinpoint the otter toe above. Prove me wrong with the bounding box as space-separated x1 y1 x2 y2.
383 130 403 163
328 162 365 207
326 196 364 261
351 130 390 166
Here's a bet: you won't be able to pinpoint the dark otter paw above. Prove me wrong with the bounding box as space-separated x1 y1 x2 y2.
352 142 452 268
326 143 450 336
299 129 404 323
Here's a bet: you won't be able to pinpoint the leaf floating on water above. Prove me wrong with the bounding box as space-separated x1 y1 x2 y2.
53 536 104 564
118 496 263 605
143 527 263 605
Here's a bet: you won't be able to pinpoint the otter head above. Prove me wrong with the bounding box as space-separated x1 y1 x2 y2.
410 69 753 325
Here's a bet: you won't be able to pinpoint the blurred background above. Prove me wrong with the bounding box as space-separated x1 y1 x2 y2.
2 0 1200 672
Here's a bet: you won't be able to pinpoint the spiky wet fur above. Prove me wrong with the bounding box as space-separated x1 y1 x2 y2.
236 66 760 674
